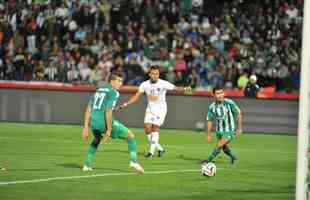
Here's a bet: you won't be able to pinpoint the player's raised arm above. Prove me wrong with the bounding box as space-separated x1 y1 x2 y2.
119 91 143 109
82 105 91 140
163 79 191 93
174 86 192 93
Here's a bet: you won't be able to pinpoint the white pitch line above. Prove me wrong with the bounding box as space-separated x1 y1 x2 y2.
0 169 199 186
0 168 295 187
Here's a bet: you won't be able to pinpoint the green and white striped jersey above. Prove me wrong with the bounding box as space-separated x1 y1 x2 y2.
207 98 241 132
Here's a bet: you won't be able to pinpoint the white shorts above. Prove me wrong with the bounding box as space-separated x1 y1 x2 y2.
144 105 167 126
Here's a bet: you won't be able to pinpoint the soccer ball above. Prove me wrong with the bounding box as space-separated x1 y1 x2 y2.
201 162 216 177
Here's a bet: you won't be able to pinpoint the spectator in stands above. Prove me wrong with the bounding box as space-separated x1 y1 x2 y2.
45 60 58 81
67 65 79 83
35 60 45 81
90 63 103 85
244 74 260 98
0 0 302 94
0 58 4 79
12 47 25 81
4 56 14 80
57 57 68 82
186 68 200 88
173 70 185 86
24 53 34 81
237 70 249 90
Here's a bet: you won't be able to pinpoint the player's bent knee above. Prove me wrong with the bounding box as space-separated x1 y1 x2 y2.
151 125 160 132
91 136 101 149
144 123 153 134
220 142 230 148
127 130 135 139
144 128 152 134
217 139 229 148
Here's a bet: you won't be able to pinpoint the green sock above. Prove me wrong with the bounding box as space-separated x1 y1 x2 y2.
127 138 137 162
223 146 237 160
207 148 221 162
84 146 97 167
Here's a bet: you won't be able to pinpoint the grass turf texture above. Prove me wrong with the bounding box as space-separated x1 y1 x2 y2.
0 123 296 200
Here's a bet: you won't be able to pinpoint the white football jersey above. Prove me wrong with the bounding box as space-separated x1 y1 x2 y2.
139 79 176 106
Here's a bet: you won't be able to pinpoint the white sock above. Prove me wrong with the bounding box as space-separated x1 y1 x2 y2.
153 132 164 151
147 133 156 155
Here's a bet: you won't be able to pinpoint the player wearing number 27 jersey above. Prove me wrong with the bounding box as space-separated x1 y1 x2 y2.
82 73 144 174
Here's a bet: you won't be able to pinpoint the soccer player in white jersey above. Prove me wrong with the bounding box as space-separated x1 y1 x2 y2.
204 85 243 164
119 65 191 158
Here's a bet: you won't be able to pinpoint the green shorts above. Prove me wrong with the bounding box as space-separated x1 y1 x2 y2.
215 131 235 142
92 120 129 140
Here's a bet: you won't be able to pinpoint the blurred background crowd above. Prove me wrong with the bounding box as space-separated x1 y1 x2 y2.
0 0 302 92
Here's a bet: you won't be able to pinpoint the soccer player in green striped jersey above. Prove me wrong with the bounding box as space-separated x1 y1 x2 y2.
204 85 243 164
82 73 144 174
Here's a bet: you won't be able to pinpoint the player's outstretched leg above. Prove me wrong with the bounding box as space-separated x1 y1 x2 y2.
223 145 237 164
145 124 155 158
127 130 144 174
145 133 155 158
83 132 101 171
153 131 165 157
206 147 221 163
204 138 230 163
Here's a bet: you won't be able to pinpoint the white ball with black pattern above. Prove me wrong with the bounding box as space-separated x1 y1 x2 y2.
201 162 216 177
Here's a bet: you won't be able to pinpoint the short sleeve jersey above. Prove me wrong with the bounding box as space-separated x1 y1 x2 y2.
207 98 241 132
138 79 175 106
88 84 119 131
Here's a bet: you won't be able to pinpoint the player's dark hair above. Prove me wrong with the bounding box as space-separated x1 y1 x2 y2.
212 85 224 94
109 72 123 81
150 65 160 72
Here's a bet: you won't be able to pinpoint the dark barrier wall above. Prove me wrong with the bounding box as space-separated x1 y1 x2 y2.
0 89 298 134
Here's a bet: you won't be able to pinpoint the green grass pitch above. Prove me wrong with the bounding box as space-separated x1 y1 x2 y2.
0 123 296 200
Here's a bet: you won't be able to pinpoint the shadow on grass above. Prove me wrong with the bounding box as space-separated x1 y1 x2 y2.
177 154 204 164
177 154 230 165
59 163 81 169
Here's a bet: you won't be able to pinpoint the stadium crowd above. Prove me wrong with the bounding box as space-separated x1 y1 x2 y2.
0 0 302 92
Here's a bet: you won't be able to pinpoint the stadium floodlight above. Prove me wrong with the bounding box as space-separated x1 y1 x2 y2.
296 0 310 199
